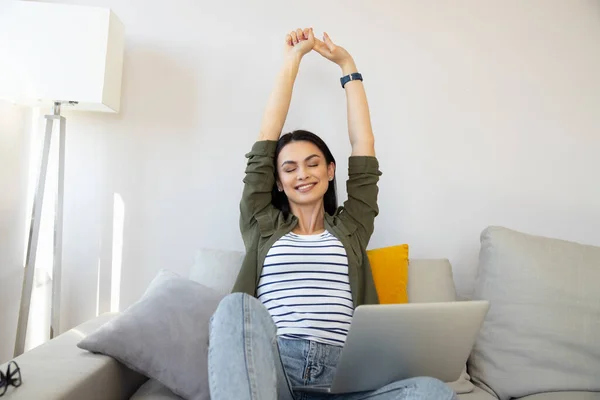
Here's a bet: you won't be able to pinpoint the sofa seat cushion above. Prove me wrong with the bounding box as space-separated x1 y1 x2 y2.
130 379 183 399
516 392 600 400
519 392 600 400
458 385 500 400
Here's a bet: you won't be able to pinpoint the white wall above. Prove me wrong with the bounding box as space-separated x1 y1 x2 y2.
0 102 31 362
22 0 600 334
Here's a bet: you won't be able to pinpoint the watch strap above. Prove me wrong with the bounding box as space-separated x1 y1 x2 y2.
340 72 363 88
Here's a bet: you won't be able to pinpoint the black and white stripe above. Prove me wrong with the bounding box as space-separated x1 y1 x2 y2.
257 230 353 346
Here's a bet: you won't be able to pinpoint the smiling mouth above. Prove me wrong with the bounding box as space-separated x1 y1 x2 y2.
295 183 316 192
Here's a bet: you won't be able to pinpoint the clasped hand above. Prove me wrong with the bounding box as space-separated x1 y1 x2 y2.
285 28 353 69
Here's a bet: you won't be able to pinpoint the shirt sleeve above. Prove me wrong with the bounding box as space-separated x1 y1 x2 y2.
239 140 278 245
341 156 382 247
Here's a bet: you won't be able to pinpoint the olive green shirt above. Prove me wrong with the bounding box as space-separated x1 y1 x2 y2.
232 140 382 307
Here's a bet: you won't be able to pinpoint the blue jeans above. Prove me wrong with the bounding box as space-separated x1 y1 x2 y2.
208 293 458 400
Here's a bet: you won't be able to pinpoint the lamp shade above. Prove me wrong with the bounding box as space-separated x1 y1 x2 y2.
0 1 125 113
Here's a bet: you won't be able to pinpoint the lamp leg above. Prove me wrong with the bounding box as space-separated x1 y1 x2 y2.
50 115 66 339
14 112 55 357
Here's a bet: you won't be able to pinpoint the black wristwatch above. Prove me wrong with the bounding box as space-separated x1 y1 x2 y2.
340 72 363 88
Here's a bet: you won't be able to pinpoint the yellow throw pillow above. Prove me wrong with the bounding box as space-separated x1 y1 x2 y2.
367 244 409 304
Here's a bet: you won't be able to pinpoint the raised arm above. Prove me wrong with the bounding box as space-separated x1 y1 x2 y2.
313 32 375 156
313 33 381 246
240 28 315 242
258 28 315 141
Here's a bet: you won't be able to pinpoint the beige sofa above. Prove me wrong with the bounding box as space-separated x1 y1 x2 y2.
2 226 599 399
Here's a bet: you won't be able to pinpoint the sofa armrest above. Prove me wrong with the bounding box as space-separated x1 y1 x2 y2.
0 313 147 400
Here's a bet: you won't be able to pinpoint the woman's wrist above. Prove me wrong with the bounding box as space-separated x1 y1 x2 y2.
280 54 302 82
340 59 358 75
284 53 303 67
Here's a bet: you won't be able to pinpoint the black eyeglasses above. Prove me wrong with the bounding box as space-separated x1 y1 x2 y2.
0 361 22 396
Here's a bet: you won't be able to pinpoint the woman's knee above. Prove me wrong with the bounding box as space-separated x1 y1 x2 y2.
213 292 246 316
211 292 273 330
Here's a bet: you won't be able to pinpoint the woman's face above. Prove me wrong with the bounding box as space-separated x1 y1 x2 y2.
276 141 335 209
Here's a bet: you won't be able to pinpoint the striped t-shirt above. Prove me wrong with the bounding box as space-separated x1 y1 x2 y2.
256 230 354 347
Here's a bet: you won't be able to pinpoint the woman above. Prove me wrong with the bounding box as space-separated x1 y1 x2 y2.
208 28 457 400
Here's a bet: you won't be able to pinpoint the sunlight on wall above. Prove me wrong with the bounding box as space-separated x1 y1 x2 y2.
22 107 41 265
110 193 124 312
24 277 50 351
95 257 101 317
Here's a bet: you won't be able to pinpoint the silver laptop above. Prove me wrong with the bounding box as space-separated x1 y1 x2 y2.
294 300 490 394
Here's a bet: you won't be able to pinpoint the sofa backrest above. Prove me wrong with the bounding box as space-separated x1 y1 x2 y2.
189 249 458 303
407 259 457 303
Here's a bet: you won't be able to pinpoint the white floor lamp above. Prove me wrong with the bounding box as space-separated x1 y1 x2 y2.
0 1 125 357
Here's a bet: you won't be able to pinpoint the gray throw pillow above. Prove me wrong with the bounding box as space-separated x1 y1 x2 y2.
77 269 224 400
468 226 600 400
